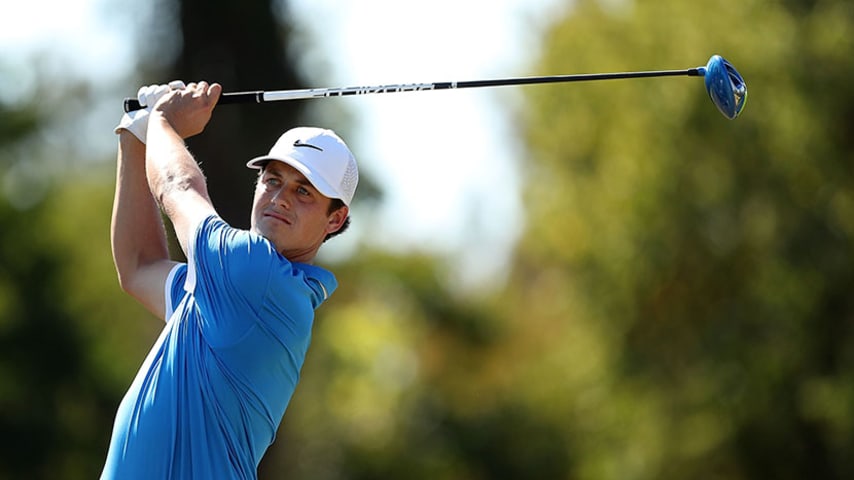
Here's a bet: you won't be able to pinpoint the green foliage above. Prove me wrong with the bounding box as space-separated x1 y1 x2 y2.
509 0 854 477
266 1 854 477
264 252 516 479
0 171 157 478
0 59 177 480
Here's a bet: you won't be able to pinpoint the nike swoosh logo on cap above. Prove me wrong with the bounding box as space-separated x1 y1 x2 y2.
293 140 324 152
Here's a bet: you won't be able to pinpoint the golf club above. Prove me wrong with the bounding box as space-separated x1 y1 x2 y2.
124 55 747 119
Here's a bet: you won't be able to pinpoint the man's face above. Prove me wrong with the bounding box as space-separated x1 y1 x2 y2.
250 161 348 262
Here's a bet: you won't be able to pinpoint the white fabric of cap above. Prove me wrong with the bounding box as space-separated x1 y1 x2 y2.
247 127 359 206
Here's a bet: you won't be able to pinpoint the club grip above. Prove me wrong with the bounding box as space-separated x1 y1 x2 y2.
123 98 144 112
122 91 265 112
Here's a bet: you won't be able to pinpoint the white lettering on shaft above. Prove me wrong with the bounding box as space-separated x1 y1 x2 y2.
323 83 436 97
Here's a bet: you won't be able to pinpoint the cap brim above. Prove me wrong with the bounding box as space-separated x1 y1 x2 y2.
246 155 343 204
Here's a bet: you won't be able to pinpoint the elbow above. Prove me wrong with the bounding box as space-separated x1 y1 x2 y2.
114 269 135 295
113 256 147 296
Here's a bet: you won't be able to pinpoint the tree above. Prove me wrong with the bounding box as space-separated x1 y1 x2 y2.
168 0 310 229
503 0 854 477
0 95 157 478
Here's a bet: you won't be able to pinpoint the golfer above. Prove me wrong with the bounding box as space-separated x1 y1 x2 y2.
102 80 358 479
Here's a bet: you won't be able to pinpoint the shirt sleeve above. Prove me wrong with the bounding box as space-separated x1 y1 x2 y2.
164 263 188 323
184 215 336 346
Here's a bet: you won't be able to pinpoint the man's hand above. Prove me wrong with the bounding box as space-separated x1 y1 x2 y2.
114 81 186 144
150 81 222 139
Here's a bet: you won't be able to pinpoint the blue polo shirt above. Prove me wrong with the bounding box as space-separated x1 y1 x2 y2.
101 215 336 479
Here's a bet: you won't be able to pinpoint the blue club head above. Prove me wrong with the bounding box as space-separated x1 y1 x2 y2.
698 55 747 120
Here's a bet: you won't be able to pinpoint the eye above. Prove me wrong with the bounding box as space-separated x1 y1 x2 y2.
297 185 311 196
263 177 281 188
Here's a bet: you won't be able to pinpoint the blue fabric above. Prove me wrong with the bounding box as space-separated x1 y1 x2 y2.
101 215 336 479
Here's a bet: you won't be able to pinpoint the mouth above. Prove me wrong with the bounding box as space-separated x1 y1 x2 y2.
263 211 293 225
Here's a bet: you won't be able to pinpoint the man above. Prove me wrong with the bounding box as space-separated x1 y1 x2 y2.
102 80 358 479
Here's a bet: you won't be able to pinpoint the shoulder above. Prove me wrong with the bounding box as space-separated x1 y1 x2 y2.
190 215 338 306
289 263 338 305
188 216 275 297
192 215 270 260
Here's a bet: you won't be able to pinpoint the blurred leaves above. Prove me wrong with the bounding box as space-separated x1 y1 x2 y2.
512 0 854 477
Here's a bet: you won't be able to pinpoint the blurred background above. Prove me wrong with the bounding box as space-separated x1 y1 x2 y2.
2 0 853 478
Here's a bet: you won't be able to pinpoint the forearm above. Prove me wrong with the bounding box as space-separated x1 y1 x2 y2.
111 132 171 289
145 111 215 255
145 114 207 202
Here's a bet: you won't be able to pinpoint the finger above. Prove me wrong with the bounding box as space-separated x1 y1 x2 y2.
188 81 212 102
137 84 156 104
152 85 171 107
138 84 168 107
136 85 148 103
168 80 186 90
208 83 223 99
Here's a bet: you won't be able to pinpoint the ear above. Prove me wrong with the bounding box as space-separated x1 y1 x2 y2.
325 205 349 234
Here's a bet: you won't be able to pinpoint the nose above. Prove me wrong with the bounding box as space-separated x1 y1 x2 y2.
270 185 293 209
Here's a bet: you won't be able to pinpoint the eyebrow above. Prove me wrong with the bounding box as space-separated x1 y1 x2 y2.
263 165 317 190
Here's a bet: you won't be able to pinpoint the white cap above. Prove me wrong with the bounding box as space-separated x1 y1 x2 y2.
246 127 359 206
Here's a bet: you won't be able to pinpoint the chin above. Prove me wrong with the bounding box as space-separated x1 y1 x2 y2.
251 223 275 243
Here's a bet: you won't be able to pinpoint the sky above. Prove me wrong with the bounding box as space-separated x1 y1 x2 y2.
0 0 564 288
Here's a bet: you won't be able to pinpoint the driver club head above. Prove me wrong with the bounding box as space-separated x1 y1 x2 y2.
700 55 747 120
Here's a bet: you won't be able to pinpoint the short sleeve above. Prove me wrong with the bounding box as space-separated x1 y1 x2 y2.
164 263 188 323
184 215 337 347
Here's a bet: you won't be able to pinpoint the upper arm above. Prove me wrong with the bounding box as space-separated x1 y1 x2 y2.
161 188 216 259
123 259 182 321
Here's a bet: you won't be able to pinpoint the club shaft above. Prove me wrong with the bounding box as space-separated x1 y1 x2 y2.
123 68 702 112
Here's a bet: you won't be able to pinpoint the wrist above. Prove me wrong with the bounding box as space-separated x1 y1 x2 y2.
119 127 145 147
146 110 174 138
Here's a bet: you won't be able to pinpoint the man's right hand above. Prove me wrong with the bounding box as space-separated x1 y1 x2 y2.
150 81 222 140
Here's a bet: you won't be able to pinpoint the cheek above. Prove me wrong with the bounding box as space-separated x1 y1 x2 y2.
253 182 267 198
250 191 266 221
308 208 332 232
